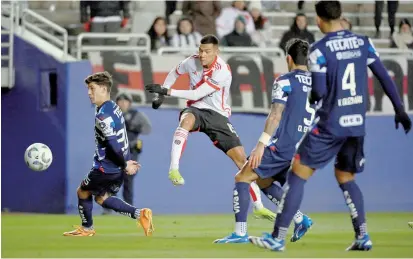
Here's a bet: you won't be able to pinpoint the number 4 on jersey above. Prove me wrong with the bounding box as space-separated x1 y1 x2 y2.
342 63 357 96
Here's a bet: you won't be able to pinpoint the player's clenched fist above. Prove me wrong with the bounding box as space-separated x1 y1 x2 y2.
125 160 141 175
394 106 412 134
145 84 168 95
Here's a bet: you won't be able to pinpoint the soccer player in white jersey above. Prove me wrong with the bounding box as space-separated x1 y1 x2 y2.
145 34 275 220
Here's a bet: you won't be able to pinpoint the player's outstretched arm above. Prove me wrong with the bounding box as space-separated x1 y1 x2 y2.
249 102 285 169
367 38 411 133
145 82 219 101
168 82 218 101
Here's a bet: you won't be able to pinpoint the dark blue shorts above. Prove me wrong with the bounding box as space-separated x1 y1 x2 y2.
80 169 124 196
296 128 365 173
253 146 291 183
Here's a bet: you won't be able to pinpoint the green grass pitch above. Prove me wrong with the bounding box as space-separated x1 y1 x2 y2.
2 212 413 257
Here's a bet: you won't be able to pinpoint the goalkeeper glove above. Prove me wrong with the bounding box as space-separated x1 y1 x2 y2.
145 84 168 95
152 93 164 109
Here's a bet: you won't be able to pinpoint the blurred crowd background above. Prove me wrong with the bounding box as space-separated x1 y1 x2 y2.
21 0 413 55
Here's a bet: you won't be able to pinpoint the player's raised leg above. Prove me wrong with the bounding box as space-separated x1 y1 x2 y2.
168 112 196 186
95 193 154 236
63 187 96 237
226 144 275 221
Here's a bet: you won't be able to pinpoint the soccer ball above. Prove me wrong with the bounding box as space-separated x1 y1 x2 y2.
24 143 53 171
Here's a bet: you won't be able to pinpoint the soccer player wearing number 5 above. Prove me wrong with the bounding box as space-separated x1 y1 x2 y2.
249 1 411 252
145 34 276 221
63 72 154 237
214 39 314 244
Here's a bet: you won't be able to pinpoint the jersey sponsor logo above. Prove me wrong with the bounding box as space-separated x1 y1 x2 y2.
343 190 359 219
326 37 364 52
336 50 362 60
208 77 219 86
295 74 312 85
339 114 364 127
233 189 240 214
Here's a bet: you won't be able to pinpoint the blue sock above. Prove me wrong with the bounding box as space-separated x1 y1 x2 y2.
78 196 93 228
233 182 250 236
339 180 367 238
262 183 305 224
102 196 140 219
261 183 284 206
272 171 306 240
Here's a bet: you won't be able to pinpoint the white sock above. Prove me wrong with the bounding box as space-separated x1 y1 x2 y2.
250 181 264 210
293 210 304 224
169 127 189 171
235 222 247 236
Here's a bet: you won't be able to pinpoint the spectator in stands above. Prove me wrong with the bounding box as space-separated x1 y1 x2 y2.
341 17 353 31
391 19 413 49
165 0 178 24
171 17 203 48
374 1 399 38
279 13 315 53
261 0 281 12
249 3 271 47
182 1 222 36
216 1 255 39
221 15 256 47
147 17 171 52
80 1 130 46
298 1 305 11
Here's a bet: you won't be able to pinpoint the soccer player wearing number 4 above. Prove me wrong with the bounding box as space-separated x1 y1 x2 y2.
214 38 314 244
145 34 276 221
249 1 412 252
63 72 154 237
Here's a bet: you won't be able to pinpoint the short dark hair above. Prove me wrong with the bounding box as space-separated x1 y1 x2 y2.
200 34 219 45
85 71 113 93
285 38 309 66
315 1 342 21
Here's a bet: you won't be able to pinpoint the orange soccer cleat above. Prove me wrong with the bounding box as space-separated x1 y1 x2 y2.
63 225 96 237
137 208 155 236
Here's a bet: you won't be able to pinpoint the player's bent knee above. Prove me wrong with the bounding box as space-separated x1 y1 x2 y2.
77 187 91 199
334 169 355 184
291 158 314 180
179 113 196 131
255 178 274 189
235 164 258 183
94 193 110 205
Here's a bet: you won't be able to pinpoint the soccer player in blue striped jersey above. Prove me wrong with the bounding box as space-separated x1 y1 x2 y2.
63 72 154 237
249 1 411 252
214 39 314 244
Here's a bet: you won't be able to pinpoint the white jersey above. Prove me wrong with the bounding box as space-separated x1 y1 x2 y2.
174 55 232 117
